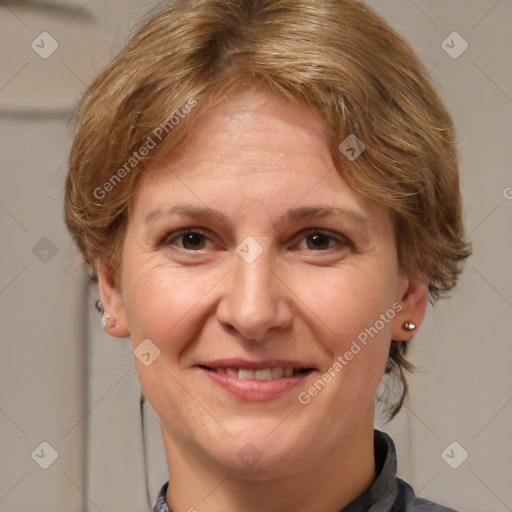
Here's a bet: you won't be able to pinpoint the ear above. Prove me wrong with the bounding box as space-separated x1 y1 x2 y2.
97 261 130 338
391 271 429 341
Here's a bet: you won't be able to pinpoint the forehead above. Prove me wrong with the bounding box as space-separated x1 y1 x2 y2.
152 89 334 176
129 89 389 231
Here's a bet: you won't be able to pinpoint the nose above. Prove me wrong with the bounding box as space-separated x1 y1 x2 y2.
215 241 293 341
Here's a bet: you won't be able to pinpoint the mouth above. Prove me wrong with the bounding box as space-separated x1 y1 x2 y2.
196 360 317 400
198 365 314 380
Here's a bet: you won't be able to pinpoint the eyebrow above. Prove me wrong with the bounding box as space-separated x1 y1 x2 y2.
144 204 371 230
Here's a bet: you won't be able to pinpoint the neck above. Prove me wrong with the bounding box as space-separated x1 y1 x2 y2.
161 413 376 512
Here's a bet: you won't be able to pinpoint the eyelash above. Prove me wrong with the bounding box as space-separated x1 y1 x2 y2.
160 228 350 253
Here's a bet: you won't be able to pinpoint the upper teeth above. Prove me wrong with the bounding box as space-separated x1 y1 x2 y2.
214 367 297 380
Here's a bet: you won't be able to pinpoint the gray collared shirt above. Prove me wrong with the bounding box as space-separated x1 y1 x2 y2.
152 429 459 512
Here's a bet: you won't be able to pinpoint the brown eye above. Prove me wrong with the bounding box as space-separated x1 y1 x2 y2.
163 230 209 251
296 229 350 252
306 232 331 250
181 232 206 250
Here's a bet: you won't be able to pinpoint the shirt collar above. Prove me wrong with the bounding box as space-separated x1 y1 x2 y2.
341 429 399 511
152 429 399 512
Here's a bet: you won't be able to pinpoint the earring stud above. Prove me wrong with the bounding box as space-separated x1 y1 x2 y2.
101 313 116 331
95 299 104 314
403 321 416 331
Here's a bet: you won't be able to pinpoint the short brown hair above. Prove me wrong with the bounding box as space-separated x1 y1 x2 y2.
64 0 471 420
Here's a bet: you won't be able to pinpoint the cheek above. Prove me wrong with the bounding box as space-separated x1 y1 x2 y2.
122 261 218 349
295 263 397 349
294 263 397 410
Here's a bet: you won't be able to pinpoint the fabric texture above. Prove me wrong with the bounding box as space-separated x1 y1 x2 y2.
152 430 459 512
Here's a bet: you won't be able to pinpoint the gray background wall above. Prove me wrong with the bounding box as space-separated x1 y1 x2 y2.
1 1 511 511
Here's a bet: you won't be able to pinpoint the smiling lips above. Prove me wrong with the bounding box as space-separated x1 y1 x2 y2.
197 359 317 400
198 359 316 378
202 365 310 381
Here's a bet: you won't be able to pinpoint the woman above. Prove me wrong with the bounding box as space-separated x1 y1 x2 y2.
64 0 471 510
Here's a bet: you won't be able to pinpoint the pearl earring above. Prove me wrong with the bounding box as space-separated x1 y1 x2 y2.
96 300 116 331
403 321 416 331
101 313 116 331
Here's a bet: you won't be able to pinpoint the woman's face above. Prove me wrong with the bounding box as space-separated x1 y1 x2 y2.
101 89 426 477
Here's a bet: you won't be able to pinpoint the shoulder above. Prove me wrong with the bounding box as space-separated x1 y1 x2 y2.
394 477 461 512
410 497 461 512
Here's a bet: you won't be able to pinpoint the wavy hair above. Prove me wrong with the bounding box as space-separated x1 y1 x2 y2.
65 0 472 420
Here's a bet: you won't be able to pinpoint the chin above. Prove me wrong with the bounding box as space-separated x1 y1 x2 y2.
213 440 307 480
194 419 313 476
